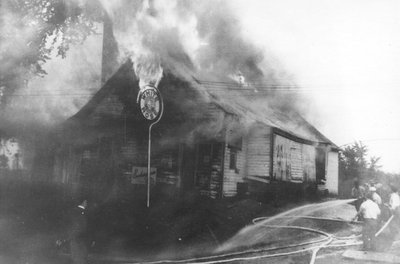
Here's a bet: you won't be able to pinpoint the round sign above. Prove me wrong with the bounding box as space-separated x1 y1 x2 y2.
138 86 162 121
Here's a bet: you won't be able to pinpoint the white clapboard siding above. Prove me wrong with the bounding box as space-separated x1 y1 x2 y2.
326 151 339 194
222 135 248 197
290 143 303 181
302 144 316 182
246 125 271 179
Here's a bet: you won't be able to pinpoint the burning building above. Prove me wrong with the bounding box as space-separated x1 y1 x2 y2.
47 59 339 202
4 0 340 202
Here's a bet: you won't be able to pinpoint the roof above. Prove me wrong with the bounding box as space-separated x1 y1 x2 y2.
67 59 337 148
214 98 336 146
188 77 337 147
68 60 137 123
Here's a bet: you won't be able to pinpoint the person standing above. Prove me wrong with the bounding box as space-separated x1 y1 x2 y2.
351 180 366 217
370 186 382 206
68 199 89 264
388 185 400 212
388 185 400 237
353 191 381 251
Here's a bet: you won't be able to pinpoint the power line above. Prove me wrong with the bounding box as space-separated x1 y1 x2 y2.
2 79 398 97
7 94 93 97
339 138 400 148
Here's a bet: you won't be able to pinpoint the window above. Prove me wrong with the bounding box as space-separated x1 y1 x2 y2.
229 149 239 173
228 135 243 150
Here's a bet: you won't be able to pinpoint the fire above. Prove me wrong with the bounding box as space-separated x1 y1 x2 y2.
134 54 163 89
97 0 302 121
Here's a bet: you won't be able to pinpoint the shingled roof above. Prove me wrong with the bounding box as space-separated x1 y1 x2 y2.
67 59 337 148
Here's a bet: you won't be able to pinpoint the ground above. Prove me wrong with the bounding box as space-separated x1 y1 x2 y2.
0 179 399 264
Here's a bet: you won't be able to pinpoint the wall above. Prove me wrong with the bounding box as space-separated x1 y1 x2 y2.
246 125 271 182
222 120 248 197
273 134 301 181
302 144 317 182
53 146 81 184
92 94 125 122
325 151 339 195
272 134 316 183
223 139 247 197
195 142 224 198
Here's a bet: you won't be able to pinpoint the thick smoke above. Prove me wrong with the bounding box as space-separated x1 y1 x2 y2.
94 0 314 143
99 0 276 83
0 0 305 127
99 0 306 118
0 0 103 170
0 0 102 129
0 0 317 168
3 33 102 127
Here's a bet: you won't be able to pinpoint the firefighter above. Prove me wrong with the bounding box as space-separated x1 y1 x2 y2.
388 184 400 238
369 186 382 206
388 184 400 212
57 199 90 264
352 191 381 251
351 179 366 219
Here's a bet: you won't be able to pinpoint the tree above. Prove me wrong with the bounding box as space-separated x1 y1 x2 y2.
339 141 380 182
0 154 9 169
0 0 102 104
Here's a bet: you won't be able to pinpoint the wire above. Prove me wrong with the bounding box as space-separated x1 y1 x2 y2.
3 83 396 97
9 94 93 97
4 77 399 98
339 138 400 148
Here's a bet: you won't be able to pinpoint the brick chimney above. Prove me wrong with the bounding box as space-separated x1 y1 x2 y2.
101 11 119 85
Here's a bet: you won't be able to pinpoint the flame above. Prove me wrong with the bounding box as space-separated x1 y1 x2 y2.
134 54 163 89
97 0 277 90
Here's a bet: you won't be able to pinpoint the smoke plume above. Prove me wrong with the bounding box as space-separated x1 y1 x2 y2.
0 0 319 168
99 0 280 82
0 0 306 128
91 0 316 146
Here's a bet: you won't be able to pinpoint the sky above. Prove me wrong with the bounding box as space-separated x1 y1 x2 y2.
231 0 400 173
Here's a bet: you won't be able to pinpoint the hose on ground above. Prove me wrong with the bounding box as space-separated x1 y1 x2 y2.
117 216 341 264
96 214 394 264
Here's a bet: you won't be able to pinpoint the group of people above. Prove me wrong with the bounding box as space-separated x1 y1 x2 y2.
351 179 400 251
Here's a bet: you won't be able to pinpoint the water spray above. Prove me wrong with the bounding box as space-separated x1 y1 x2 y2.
64 199 399 263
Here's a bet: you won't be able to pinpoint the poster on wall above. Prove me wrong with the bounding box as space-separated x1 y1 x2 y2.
273 134 316 182
302 144 317 182
157 153 179 185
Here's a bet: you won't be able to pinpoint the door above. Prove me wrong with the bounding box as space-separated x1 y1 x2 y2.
181 144 196 192
315 148 326 184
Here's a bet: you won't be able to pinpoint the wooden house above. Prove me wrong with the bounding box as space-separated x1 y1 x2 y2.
51 60 339 201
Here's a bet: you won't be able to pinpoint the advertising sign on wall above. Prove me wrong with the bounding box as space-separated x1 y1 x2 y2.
128 166 157 185
273 134 316 182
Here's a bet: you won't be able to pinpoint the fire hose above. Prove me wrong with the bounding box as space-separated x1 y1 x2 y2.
112 216 364 264
86 206 396 264
119 215 397 264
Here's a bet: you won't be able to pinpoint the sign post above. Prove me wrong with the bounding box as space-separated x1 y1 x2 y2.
138 85 163 207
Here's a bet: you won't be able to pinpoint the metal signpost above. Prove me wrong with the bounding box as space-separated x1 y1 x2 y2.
137 85 163 207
